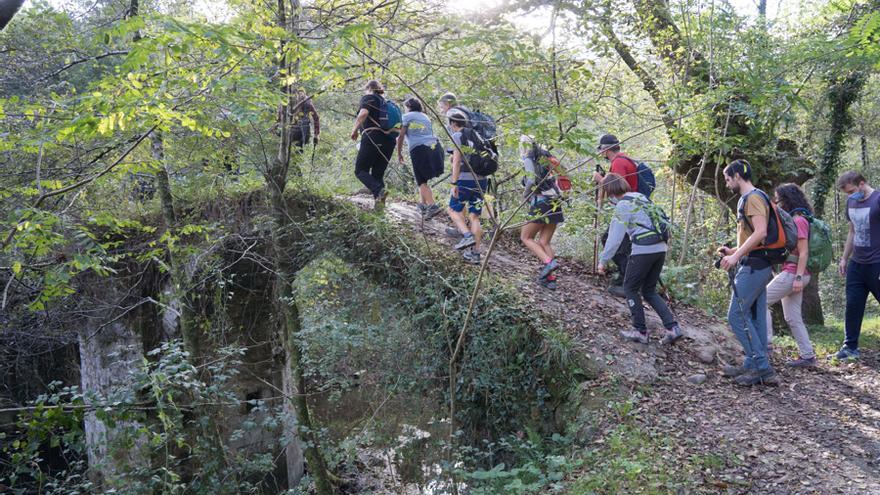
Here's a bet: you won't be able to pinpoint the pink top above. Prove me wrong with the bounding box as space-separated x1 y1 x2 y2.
782 215 810 275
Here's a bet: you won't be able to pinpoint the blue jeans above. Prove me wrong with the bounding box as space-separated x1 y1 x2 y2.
844 261 880 350
727 263 772 370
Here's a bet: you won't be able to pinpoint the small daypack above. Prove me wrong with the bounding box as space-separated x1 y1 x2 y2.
621 156 656 199
463 109 497 142
619 194 671 245
377 97 402 134
740 189 798 264
787 209 834 274
531 146 572 194
459 127 498 177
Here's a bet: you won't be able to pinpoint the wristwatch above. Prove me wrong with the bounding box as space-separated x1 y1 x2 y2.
795 275 803 282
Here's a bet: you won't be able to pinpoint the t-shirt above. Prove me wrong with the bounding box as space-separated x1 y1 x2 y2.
610 153 638 192
452 130 483 182
401 111 437 150
845 190 880 264
359 94 384 132
782 215 810 275
737 190 770 249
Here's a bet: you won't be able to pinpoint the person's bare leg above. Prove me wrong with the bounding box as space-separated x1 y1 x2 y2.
448 207 470 234
469 212 482 250
537 224 558 260
521 223 550 262
419 183 435 205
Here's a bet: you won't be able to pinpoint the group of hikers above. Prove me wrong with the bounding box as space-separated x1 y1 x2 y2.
293 79 879 387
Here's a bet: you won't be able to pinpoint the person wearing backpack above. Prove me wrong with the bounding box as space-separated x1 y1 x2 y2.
764 183 817 368
593 135 638 297
833 171 880 361
351 80 398 209
519 136 564 290
717 160 777 386
596 173 682 345
446 114 493 264
396 97 444 220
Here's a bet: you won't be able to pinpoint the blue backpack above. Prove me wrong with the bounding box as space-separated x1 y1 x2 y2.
378 97 402 134
621 156 656 199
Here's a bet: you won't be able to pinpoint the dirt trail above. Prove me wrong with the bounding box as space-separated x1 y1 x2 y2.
355 196 880 494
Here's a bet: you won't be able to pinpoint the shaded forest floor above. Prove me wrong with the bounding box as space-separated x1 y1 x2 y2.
353 195 880 495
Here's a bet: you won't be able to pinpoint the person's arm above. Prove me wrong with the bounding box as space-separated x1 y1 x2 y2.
451 149 462 198
793 237 809 292
309 103 320 142
351 108 368 140
396 126 408 163
839 222 855 276
598 209 627 271
720 214 767 270
522 156 536 198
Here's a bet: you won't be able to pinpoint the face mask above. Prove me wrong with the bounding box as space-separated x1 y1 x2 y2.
849 191 866 202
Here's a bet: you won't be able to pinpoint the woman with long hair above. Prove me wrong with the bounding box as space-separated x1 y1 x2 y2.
350 80 396 209
396 97 444 219
766 183 817 367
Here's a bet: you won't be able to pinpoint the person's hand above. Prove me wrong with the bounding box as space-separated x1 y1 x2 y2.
350 129 358 141
593 171 603 184
792 278 804 293
451 185 459 199
717 246 734 257
398 154 405 164
839 257 848 277
597 263 606 275
720 252 740 271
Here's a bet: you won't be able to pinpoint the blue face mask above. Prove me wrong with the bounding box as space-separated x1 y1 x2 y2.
849 191 866 202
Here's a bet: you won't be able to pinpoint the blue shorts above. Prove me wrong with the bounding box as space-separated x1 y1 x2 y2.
449 179 487 215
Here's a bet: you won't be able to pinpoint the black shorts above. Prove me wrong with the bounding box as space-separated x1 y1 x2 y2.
409 143 444 185
528 198 564 224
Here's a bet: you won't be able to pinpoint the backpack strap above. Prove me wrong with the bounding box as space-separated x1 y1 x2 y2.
617 196 661 234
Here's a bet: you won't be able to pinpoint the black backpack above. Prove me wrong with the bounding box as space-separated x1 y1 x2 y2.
530 145 556 194
619 195 671 245
458 127 498 176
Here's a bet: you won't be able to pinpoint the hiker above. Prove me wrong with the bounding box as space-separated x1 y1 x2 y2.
351 80 397 208
597 173 682 345
593 134 639 297
437 92 472 134
764 183 817 367
833 171 880 360
519 136 563 290
446 114 488 265
396 97 444 219
276 89 320 150
717 160 776 386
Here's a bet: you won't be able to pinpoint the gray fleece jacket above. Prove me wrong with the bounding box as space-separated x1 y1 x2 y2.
599 192 667 264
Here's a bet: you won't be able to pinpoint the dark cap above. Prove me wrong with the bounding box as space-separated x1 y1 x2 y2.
597 134 620 151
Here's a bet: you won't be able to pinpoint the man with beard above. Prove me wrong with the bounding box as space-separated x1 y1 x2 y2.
717 160 777 386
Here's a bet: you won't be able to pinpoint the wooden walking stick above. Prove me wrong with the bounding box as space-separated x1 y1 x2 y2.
592 162 605 274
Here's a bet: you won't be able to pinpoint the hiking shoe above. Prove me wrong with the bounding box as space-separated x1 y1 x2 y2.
786 356 817 368
607 284 626 298
721 364 749 378
660 325 684 345
538 276 558 290
376 188 388 205
453 233 476 251
538 259 559 280
423 204 442 220
620 328 648 344
462 249 481 265
445 226 463 238
828 346 860 361
735 367 777 387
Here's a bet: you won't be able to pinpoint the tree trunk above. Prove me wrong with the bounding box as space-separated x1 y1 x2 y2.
802 273 824 326
0 0 25 31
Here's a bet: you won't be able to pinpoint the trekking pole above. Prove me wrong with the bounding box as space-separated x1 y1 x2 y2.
309 140 316 168
592 163 605 274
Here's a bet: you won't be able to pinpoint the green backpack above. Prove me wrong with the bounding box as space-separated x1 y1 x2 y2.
787 209 833 274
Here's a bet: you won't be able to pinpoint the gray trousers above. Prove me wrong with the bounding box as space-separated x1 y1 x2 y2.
765 271 815 359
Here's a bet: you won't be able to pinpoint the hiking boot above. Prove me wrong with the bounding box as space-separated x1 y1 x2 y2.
423 204 442 220
786 356 817 368
537 274 558 290
538 259 559 280
607 284 626 298
453 233 476 251
620 328 649 344
445 226 463 238
462 249 481 265
828 346 860 361
735 367 777 387
417 203 427 213
721 364 749 378
660 325 684 345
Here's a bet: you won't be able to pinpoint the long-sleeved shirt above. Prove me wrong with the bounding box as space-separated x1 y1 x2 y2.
600 192 667 264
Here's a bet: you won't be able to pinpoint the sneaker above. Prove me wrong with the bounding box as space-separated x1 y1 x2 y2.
453 233 476 251
786 356 817 368
462 249 481 265
445 226 463 238
607 284 626 298
538 277 557 290
721 364 749 378
423 204 442 220
620 328 649 344
377 188 388 205
538 259 559 279
828 346 860 361
417 203 427 214
735 367 777 386
660 325 684 345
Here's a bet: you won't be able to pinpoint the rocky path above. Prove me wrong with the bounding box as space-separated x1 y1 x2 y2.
356 196 880 494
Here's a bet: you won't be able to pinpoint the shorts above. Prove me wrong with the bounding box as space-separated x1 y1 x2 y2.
449 179 487 215
528 198 564 224
410 143 444 185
